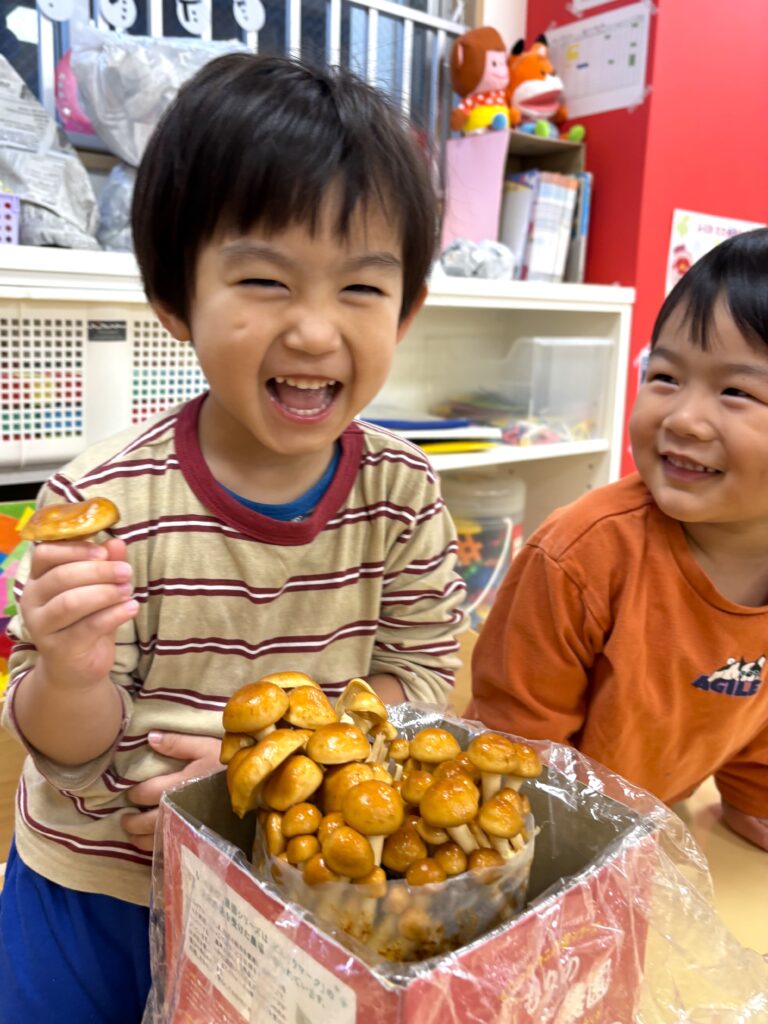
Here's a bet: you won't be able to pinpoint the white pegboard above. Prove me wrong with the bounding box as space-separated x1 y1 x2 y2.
0 298 207 468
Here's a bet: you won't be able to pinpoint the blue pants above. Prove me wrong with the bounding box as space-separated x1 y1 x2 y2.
0 839 151 1024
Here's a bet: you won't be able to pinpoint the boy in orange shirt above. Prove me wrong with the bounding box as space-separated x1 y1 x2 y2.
468 228 768 850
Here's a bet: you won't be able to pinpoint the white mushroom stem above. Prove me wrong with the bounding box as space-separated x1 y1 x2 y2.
446 824 479 855
392 763 404 782
368 834 385 865
505 775 523 792
367 732 387 764
510 832 525 852
468 820 492 848
480 771 503 803
254 723 277 741
487 835 515 861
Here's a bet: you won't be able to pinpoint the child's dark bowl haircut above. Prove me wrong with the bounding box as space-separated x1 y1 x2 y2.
652 227 768 351
131 53 439 325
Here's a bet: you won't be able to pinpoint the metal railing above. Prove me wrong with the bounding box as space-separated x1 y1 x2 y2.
2 0 468 147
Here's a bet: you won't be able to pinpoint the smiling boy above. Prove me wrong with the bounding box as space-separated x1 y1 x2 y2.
0 54 465 1022
469 228 768 852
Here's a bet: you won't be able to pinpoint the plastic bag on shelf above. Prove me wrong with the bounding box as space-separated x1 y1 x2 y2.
96 162 135 252
0 55 99 249
70 24 247 167
145 703 768 1023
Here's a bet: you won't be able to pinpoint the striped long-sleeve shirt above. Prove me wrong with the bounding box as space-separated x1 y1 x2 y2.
3 394 466 905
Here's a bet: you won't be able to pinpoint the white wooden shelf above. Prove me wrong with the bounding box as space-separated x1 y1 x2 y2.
427 439 610 473
0 248 634 533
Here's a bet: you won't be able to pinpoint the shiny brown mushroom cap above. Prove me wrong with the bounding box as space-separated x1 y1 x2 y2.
468 848 506 873
334 677 376 716
477 791 525 839
284 685 338 729
321 762 375 813
263 811 286 856
353 866 387 898
281 802 322 839
466 732 520 775
19 496 119 542
432 758 477 784
302 852 339 886
258 670 320 690
306 722 370 765
381 825 428 874
321 825 375 878
219 731 256 765
409 727 461 765
317 811 346 846
389 738 411 763
222 681 290 735
341 780 404 837
286 834 320 865
400 769 434 806
433 841 468 877
419 777 479 829
512 742 543 779
226 728 311 818
261 754 324 811
405 857 447 887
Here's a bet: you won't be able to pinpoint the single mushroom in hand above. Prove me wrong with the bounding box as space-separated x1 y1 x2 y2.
19 497 120 542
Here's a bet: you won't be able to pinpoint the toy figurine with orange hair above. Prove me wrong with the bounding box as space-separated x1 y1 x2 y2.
507 35 579 139
449 26 510 134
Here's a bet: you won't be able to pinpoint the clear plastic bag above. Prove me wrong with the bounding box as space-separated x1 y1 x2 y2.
96 162 135 251
146 704 768 1023
0 55 99 249
70 24 247 167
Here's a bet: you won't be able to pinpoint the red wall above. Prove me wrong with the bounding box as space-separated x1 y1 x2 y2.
526 0 768 473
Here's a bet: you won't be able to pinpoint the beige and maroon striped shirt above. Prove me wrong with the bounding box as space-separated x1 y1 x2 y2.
4 395 465 905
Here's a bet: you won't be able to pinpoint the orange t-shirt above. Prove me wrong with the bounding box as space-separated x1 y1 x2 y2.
467 473 768 817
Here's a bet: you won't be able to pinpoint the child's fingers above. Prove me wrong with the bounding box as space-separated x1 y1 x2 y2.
32 582 137 637
25 558 132 608
27 540 110 580
121 808 158 852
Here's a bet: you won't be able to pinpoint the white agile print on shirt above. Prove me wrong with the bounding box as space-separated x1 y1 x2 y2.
691 655 766 697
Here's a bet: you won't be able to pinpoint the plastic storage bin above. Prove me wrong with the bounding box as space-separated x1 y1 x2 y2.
440 469 526 628
506 335 612 440
0 299 208 467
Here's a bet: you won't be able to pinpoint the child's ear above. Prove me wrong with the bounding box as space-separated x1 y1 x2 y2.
153 302 192 342
396 284 428 344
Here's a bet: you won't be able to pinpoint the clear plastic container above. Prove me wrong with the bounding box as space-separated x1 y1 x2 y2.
440 470 526 628
503 335 613 441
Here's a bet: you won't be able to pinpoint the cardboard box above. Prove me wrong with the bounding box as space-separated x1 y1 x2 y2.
153 715 657 1024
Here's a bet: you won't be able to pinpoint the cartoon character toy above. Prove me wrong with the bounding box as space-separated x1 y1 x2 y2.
507 35 583 141
450 27 510 134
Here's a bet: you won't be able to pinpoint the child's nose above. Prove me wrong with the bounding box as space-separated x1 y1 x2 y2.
662 394 716 440
283 309 341 355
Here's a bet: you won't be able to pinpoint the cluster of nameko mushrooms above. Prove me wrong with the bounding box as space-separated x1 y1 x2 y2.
221 672 542 960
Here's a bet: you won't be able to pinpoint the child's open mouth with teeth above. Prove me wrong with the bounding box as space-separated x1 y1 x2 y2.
267 376 341 417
